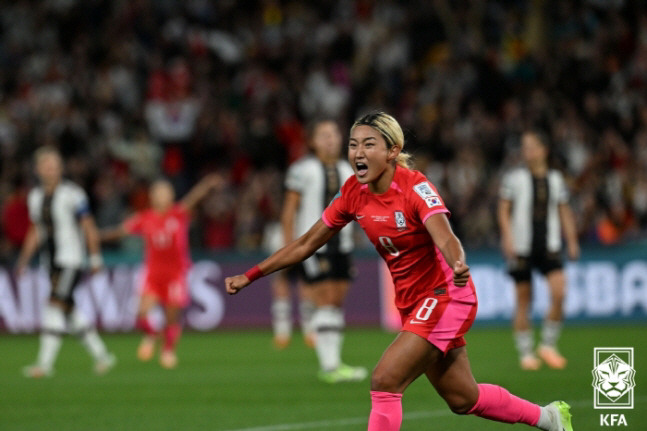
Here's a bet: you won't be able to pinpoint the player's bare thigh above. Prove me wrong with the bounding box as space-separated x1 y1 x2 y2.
137 293 158 317
371 331 437 393
425 346 479 414
164 304 182 325
297 281 314 303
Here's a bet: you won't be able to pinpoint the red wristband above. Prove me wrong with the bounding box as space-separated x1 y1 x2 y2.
244 265 263 282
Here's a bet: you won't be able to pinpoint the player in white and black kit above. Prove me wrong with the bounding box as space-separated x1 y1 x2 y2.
498 130 579 371
17 146 115 378
276 119 367 383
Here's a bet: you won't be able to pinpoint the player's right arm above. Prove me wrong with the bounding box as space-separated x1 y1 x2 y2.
225 219 338 295
280 190 300 245
15 223 40 275
228 175 354 295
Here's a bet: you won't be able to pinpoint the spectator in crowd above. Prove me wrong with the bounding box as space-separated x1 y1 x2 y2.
1 176 30 263
0 1 646 255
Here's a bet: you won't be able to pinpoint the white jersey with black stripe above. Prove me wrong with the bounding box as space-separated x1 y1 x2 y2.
499 167 569 255
28 180 91 269
285 155 354 253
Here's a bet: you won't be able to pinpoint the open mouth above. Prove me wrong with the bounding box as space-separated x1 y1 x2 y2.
355 162 368 177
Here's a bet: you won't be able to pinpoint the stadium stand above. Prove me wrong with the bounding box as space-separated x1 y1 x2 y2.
0 0 646 261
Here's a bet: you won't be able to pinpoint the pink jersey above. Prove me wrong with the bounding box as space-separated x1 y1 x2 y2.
322 166 476 313
124 204 191 281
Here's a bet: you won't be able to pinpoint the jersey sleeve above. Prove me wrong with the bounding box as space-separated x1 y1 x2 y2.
499 170 516 200
555 172 570 203
321 180 354 229
27 190 39 223
123 212 144 234
71 186 91 218
410 174 449 224
284 161 306 193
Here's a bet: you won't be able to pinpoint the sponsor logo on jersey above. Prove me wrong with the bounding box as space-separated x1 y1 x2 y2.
413 181 442 208
434 288 447 296
394 211 407 230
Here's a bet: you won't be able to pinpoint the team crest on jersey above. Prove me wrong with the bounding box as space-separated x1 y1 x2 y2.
394 211 407 230
413 181 441 208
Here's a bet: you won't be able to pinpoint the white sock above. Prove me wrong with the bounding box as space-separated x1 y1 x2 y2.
536 405 553 431
36 304 66 371
514 329 535 358
68 308 108 361
312 306 344 371
299 299 316 336
271 298 292 339
540 320 562 348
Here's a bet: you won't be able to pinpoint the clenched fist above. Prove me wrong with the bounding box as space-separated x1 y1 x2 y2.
225 275 250 295
453 260 470 287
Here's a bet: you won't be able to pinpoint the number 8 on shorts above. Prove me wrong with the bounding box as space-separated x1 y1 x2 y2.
415 297 438 321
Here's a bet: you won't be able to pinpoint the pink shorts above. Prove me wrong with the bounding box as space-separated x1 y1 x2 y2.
142 274 189 308
400 289 478 354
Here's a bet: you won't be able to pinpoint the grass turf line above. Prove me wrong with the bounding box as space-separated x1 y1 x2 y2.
0 324 645 431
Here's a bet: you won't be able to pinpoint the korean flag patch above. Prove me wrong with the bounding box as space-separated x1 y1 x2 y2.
413 181 441 208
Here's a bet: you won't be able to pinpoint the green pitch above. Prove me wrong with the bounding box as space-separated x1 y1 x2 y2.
1 324 645 431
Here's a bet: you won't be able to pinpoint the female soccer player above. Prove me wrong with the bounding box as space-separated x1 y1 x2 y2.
498 130 579 370
274 118 366 382
19 146 115 378
226 112 573 431
103 174 221 368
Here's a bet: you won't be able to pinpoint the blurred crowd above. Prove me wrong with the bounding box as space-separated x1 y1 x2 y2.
1 0 647 261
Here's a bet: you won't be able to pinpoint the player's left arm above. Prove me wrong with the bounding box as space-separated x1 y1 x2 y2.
424 213 470 287
558 202 580 260
179 173 223 213
80 214 103 273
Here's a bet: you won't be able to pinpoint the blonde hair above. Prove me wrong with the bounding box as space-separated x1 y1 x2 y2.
351 111 412 168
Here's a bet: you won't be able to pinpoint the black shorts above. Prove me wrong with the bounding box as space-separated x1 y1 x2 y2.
277 265 301 282
299 252 354 284
508 252 563 283
49 266 83 306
